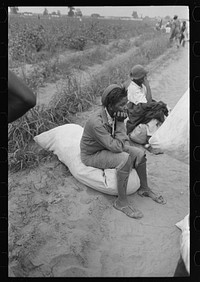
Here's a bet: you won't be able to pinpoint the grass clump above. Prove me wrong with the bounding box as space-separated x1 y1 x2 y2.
8 75 97 172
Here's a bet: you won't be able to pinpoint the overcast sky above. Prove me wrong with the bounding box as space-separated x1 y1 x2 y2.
13 6 189 19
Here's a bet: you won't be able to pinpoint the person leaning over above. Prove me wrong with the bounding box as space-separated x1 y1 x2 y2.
80 84 166 219
8 69 36 123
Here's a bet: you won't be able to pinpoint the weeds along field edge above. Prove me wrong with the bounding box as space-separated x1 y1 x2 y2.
8 32 170 172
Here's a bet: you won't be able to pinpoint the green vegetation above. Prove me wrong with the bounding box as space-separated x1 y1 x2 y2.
8 16 155 64
8 15 170 172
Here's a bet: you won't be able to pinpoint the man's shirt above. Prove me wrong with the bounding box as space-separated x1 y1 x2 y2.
127 81 147 105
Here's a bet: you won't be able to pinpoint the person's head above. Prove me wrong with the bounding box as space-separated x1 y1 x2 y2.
130 65 148 86
173 15 178 20
183 21 186 25
101 84 128 117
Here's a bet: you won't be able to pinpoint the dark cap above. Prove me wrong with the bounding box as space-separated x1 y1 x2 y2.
130 65 148 80
101 84 122 105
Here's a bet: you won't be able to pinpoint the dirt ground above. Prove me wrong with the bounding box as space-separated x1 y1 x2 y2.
8 42 189 277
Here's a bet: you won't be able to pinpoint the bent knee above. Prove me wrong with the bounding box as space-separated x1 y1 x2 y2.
130 148 146 167
116 152 131 171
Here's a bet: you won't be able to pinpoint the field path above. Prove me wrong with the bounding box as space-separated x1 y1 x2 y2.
36 37 140 107
9 43 189 277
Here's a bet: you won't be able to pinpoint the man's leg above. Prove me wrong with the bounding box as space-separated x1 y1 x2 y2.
136 160 166 204
81 150 143 218
114 155 143 218
124 145 166 204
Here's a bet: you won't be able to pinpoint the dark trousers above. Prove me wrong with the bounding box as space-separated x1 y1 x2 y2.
174 255 189 277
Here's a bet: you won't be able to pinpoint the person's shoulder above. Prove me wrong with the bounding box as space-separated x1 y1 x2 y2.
128 81 138 90
123 79 131 90
85 108 103 127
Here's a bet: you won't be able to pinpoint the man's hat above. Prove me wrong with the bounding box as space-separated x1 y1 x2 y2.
130 65 148 80
101 84 122 105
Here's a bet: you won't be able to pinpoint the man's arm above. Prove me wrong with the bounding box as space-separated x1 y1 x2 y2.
8 70 36 123
90 121 129 153
143 77 152 103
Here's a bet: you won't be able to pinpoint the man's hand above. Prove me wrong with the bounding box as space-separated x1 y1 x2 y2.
114 111 128 122
143 76 152 103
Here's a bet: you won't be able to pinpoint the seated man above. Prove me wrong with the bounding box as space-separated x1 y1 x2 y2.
8 69 36 123
124 65 169 144
80 84 166 219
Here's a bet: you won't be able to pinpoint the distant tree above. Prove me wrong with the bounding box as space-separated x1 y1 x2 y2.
52 11 57 15
75 8 82 17
43 8 48 16
91 13 100 18
68 6 75 17
132 11 139 19
57 10 61 16
10 7 19 14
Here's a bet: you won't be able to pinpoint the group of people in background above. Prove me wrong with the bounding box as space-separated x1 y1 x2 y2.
156 15 188 48
168 15 188 48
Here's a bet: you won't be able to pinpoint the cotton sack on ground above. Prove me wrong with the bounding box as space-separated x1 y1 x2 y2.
149 89 189 164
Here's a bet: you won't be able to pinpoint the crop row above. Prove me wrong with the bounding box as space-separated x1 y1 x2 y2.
8 16 156 64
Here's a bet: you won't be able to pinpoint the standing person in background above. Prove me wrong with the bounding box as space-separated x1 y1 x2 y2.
169 15 181 48
165 20 171 34
179 21 187 47
8 70 36 123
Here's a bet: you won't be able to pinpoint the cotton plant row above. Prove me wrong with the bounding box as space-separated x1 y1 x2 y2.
9 16 156 64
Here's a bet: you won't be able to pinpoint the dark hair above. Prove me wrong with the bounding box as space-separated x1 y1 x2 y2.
173 15 178 20
103 87 127 108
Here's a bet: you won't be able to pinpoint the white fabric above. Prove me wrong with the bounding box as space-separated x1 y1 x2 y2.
34 124 140 195
149 89 189 164
129 119 160 144
175 214 190 274
127 81 147 105
129 123 148 144
146 119 161 136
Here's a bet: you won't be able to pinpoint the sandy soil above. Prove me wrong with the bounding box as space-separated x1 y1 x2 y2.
8 43 189 277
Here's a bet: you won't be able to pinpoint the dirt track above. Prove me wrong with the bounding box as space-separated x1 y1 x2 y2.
8 42 189 277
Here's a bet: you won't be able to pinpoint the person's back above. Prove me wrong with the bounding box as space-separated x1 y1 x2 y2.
180 21 186 33
174 18 181 33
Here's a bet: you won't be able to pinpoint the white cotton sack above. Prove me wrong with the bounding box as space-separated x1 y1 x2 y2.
149 89 189 164
34 123 140 195
175 214 190 274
